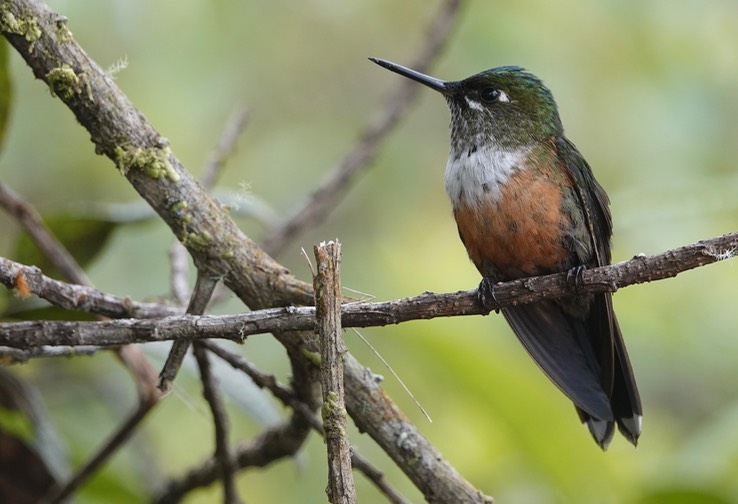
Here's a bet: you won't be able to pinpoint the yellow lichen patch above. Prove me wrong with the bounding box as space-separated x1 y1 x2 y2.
55 22 73 43
0 8 42 44
170 200 191 225
114 145 180 182
46 64 79 99
181 230 212 250
301 348 322 368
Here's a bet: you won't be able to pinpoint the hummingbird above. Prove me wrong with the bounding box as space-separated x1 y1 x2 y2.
370 57 642 449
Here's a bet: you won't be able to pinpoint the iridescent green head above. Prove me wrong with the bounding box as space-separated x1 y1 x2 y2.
370 58 563 152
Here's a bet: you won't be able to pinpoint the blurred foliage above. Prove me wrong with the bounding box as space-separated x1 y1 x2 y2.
0 369 65 503
0 0 737 503
11 215 119 279
0 38 11 152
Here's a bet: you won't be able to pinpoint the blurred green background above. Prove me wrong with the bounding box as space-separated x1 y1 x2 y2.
2 0 738 502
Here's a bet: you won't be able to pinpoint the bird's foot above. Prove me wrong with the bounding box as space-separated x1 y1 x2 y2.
566 265 587 291
477 277 500 314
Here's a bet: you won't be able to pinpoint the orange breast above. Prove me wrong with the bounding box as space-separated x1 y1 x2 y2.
454 168 570 279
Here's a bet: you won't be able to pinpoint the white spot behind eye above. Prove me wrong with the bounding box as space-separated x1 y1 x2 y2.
464 96 484 111
498 91 510 103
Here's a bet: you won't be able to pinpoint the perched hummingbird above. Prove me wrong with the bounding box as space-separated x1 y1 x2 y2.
370 58 642 449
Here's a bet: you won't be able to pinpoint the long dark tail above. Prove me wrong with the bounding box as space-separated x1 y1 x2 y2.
502 293 641 449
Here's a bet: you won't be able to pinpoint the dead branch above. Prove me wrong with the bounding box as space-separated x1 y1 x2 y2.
2 231 735 350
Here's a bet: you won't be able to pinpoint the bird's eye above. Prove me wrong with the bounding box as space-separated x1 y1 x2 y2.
480 87 501 103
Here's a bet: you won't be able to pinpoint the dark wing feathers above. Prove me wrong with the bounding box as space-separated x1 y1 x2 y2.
555 136 613 266
549 136 641 446
502 301 613 421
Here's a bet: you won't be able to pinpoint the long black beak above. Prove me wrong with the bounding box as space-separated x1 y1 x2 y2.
369 58 449 94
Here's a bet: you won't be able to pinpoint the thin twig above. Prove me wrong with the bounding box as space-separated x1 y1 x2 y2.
159 272 219 392
261 0 466 257
201 107 251 190
202 342 411 504
44 397 157 503
0 345 101 362
350 327 431 423
169 241 191 306
153 414 311 504
314 241 357 504
162 263 236 501
192 344 241 504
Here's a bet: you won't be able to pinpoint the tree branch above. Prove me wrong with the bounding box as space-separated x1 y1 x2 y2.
0 257 181 320
1 0 315 310
200 106 251 190
4 2 732 503
158 272 219 391
1 5 482 501
2 231 735 350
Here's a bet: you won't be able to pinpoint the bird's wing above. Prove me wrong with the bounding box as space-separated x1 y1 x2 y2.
555 136 613 266
554 136 642 444
502 300 613 421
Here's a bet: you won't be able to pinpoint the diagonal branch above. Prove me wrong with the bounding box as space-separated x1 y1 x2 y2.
203 341 411 504
153 413 312 504
6 2 731 503
1 0 316 310
0 181 91 285
261 0 466 257
200 106 251 190
158 273 219 391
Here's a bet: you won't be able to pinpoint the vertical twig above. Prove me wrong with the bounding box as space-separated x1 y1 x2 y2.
169 241 191 306
192 344 241 504
314 241 357 504
161 260 239 501
158 272 219 392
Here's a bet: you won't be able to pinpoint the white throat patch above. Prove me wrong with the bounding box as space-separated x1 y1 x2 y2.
444 145 528 207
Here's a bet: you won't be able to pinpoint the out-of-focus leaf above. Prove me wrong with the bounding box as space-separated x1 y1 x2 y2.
4 215 118 318
0 369 66 504
11 215 119 280
638 489 731 504
2 304 98 322
0 406 34 443
0 38 12 153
